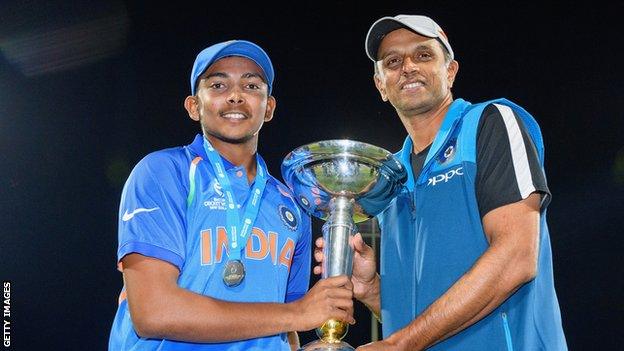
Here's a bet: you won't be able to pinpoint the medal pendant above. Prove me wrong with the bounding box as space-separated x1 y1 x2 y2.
222 260 245 287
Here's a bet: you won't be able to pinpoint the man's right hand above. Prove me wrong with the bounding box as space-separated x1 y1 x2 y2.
290 275 355 331
313 233 379 304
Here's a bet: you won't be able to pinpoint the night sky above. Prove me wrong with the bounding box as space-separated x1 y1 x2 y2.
1 1 623 349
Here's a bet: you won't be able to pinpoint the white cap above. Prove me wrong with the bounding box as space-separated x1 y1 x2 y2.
365 14 454 61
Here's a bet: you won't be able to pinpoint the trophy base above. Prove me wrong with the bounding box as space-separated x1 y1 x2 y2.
297 339 355 351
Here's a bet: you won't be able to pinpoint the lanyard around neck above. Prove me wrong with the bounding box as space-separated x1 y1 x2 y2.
202 137 268 260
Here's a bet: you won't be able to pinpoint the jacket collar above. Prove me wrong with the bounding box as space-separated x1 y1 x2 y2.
397 98 471 190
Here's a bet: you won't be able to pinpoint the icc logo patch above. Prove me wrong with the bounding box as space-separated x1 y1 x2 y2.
278 205 298 231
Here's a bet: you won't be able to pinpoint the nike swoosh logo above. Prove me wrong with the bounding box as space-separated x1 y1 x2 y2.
122 207 160 221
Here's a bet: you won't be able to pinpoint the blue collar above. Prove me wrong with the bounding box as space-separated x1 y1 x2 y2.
188 133 237 170
398 99 471 190
189 133 271 180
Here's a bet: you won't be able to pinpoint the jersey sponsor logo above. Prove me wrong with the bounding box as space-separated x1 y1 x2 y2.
427 166 464 186
121 207 160 221
278 205 298 231
200 226 295 269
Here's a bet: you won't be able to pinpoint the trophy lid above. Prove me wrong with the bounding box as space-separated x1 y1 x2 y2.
281 139 407 222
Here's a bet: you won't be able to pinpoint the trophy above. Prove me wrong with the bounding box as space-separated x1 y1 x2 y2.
281 139 407 351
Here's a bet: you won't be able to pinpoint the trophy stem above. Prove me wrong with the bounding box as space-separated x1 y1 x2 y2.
315 195 355 344
322 196 355 279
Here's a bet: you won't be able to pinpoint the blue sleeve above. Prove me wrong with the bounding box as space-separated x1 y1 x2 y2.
285 213 311 302
117 151 188 270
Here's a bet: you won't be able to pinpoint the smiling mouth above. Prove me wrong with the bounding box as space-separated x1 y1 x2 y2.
401 82 424 90
220 112 247 120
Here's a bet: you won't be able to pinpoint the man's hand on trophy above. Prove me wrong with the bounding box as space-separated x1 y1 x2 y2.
313 233 379 303
291 275 355 331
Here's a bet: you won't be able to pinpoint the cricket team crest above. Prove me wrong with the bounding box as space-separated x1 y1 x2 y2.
437 138 457 164
299 195 310 207
278 205 298 231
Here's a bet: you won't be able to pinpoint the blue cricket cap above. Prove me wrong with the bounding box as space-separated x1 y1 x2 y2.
190 40 274 95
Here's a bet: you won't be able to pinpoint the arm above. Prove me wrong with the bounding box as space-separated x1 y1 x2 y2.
123 253 355 342
360 193 541 350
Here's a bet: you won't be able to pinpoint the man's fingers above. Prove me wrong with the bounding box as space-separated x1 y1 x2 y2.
335 310 356 325
325 286 354 299
315 236 324 249
314 248 324 263
313 265 322 275
323 275 351 287
353 233 373 256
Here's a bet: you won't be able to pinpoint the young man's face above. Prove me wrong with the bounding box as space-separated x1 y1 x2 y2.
188 56 275 145
374 28 458 116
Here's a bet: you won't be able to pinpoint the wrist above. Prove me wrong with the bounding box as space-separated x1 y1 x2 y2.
385 330 417 351
356 273 380 304
283 300 301 331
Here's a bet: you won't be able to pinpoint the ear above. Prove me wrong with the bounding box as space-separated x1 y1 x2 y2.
184 96 200 122
263 96 276 122
447 60 459 88
373 73 388 102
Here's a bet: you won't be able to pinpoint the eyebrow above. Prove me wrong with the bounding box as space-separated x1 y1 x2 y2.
203 71 265 82
242 72 266 82
379 43 436 60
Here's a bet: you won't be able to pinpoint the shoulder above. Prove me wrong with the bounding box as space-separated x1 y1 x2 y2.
477 103 507 131
124 146 197 193
462 98 530 119
132 146 194 177
470 99 536 136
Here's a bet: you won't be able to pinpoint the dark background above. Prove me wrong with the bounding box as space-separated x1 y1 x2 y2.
1 1 623 349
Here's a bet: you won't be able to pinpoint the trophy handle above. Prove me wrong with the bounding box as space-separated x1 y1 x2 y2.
316 196 354 343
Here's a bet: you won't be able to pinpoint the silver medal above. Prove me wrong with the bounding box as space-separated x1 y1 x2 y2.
222 260 245 287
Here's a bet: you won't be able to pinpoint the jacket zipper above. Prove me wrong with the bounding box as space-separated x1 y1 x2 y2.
501 312 514 351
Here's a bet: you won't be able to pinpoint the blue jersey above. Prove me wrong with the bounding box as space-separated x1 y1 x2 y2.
378 99 567 350
109 134 311 351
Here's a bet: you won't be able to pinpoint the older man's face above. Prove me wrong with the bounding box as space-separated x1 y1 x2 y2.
374 28 458 116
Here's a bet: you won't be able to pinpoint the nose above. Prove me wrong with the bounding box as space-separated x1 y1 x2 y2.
401 56 419 76
227 87 244 105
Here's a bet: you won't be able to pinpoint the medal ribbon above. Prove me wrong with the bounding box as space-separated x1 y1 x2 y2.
203 137 268 261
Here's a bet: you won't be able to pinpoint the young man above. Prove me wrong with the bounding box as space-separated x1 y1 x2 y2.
109 40 354 351
315 15 567 350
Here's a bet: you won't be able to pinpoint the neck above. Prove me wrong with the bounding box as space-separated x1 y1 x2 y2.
205 135 258 182
399 95 453 153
